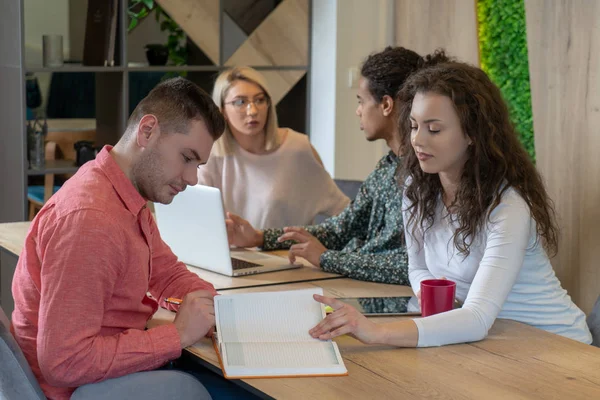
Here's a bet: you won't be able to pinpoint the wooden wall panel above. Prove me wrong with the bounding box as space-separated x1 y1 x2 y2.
395 0 479 65
525 0 600 313
156 0 308 104
225 0 308 103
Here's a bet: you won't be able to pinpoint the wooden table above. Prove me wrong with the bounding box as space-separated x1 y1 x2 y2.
4 222 600 398
187 252 341 291
0 222 30 314
0 222 342 315
152 281 600 400
0 222 30 256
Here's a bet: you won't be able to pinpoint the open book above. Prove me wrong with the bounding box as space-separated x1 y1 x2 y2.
212 288 348 379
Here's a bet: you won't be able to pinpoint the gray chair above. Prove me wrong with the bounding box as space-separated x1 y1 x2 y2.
333 179 363 201
0 306 47 399
314 179 363 224
588 295 600 347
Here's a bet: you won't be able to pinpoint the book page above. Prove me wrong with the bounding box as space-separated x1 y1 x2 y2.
215 288 324 343
223 341 341 368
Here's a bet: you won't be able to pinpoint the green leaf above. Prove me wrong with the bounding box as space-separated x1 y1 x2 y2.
128 18 139 32
138 8 149 19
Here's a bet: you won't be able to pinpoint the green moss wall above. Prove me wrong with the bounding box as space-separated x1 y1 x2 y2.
477 0 535 160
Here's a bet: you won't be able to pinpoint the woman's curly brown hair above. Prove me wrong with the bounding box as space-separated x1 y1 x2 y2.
398 62 559 257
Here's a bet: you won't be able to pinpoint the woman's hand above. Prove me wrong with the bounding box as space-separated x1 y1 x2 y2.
309 294 383 344
225 212 263 248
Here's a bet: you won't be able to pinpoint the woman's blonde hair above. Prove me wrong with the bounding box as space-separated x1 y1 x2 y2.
211 66 280 156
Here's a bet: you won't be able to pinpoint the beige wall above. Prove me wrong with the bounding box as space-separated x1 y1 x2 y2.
332 0 396 180
24 0 70 66
68 0 86 61
395 0 480 65
311 0 395 180
525 0 600 314
313 0 480 180
24 0 70 109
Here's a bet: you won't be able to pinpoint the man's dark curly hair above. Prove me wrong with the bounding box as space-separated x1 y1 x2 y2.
360 46 452 102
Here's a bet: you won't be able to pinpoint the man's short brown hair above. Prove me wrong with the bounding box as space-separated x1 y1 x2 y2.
126 77 225 140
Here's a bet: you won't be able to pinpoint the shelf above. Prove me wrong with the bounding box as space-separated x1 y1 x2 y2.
27 160 79 176
46 119 96 132
3 0 312 223
26 65 126 73
26 65 309 73
127 65 230 72
126 65 309 72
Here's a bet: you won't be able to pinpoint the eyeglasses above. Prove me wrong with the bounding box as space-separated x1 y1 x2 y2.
224 96 270 113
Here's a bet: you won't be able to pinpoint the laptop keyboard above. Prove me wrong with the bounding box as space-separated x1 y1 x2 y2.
231 257 262 270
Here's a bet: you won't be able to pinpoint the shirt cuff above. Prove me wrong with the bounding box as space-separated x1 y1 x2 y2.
193 280 218 297
149 323 182 364
319 250 341 273
261 228 289 250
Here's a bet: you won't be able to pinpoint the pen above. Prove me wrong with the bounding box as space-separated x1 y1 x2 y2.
164 297 182 305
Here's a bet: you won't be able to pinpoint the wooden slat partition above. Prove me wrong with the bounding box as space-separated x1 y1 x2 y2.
225 0 308 102
156 0 308 104
395 0 480 65
525 0 600 313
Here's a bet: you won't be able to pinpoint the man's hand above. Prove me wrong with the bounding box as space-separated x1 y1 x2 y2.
277 227 327 267
225 212 263 248
173 290 215 348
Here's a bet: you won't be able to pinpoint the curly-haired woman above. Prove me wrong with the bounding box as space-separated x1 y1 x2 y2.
311 61 592 346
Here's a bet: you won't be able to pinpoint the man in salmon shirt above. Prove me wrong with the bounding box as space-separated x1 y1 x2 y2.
11 78 233 399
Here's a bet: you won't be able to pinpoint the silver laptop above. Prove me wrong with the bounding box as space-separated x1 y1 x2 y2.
154 184 301 277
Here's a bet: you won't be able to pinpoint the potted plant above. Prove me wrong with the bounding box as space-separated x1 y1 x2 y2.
144 43 169 66
128 0 187 66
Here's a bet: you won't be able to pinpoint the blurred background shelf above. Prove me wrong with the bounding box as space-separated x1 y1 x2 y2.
27 160 79 176
0 0 311 222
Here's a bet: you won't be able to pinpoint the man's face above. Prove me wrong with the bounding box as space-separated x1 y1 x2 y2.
355 77 388 141
132 118 214 204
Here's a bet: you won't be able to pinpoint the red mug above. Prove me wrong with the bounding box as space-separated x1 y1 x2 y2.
420 279 456 317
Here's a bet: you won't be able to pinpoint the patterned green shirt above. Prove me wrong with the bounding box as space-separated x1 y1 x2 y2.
262 151 409 284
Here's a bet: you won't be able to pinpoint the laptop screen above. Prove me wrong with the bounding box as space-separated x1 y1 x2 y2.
154 185 234 275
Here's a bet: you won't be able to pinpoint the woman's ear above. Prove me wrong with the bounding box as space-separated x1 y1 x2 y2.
219 107 228 122
381 95 395 117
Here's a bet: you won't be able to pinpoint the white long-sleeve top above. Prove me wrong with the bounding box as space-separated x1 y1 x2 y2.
197 128 349 230
404 188 592 346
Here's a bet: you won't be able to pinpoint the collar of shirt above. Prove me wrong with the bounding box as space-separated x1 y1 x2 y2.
95 145 148 217
386 150 400 164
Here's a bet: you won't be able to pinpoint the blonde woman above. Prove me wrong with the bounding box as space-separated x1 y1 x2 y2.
198 67 349 229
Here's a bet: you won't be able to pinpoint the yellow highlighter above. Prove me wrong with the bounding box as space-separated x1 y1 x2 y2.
324 305 334 314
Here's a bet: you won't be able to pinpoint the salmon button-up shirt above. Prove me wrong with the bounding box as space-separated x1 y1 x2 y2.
11 146 216 400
